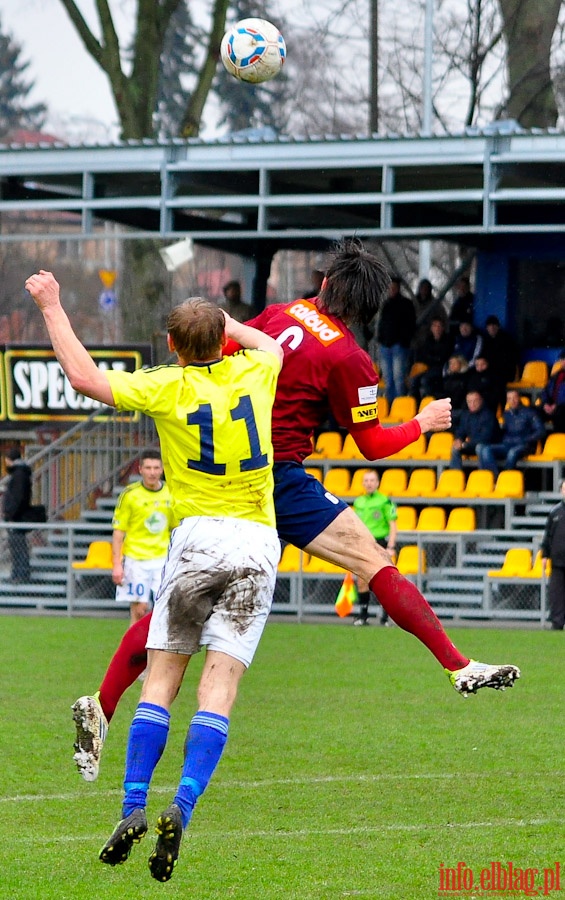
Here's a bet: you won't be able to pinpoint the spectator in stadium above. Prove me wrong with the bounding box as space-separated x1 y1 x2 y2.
448 275 475 335
352 469 398 626
540 351 565 433
466 356 499 413
409 316 451 401
51 240 519 786
450 390 500 469
301 268 325 299
439 355 469 427
540 479 565 630
111 449 175 625
450 318 483 368
221 279 249 320
376 276 417 403
480 315 519 407
2 447 32 582
26 269 284 882
476 389 545 476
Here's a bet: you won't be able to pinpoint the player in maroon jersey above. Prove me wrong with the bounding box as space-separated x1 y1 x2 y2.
71 239 520 782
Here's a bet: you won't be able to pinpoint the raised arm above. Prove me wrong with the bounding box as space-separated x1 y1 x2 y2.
24 270 115 406
222 311 283 369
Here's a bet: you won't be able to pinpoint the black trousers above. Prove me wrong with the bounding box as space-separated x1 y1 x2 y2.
548 565 565 630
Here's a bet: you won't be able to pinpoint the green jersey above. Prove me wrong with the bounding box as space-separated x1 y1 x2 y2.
353 490 397 540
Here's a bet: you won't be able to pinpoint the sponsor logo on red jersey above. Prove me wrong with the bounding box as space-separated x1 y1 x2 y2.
285 301 344 345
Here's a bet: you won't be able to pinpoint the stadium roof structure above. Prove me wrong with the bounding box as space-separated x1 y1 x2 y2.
3 125 565 251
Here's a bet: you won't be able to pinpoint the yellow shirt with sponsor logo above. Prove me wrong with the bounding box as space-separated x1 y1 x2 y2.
112 481 174 560
107 350 279 528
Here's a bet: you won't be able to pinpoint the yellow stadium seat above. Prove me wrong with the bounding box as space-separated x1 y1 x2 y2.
307 431 343 460
445 507 476 531
431 468 466 498
422 432 454 460
487 548 532 577
305 467 323 482
303 555 347 574
348 468 372 497
491 470 524 498
376 395 389 420
418 395 435 412
395 506 418 530
458 469 495 498
386 434 427 461
527 433 565 462
403 468 437 497
278 544 303 572
380 396 417 424
526 550 551 578
323 468 352 495
338 433 365 460
379 468 408 496
72 541 113 570
409 362 429 379
507 360 548 390
416 506 446 531
396 545 427 575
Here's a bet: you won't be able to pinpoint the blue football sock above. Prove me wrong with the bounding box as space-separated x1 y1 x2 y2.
174 711 229 829
122 702 170 817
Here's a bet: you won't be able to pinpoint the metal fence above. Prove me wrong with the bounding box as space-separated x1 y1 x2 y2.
1 521 549 624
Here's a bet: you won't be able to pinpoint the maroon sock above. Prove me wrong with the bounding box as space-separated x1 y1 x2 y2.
369 567 469 671
98 613 151 722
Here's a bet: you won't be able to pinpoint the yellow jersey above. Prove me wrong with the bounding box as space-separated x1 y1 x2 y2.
107 349 279 528
112 481 174 560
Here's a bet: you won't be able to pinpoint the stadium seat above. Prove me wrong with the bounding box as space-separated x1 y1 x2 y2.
422 432 453 460
305 467 323 482
526 550 551 578
418 395 435 412
487 548 532 577
526 432 565 461
303 555 347 574
307 431 343 460
380 395 417 424
491 469 524 498
445 507 476 531
376 395 389 420
456 469 495 499
431 468 466 498
403 468 437 497
416 506 446 531
278 544 303 572
379 468 408 496
348 468 372 497
395 506 417 530
386 434 427 461
338 433 365 460
507 360 548 391
409 362 429 380
323 468 352 495
396 545 427 575
72 541 113 570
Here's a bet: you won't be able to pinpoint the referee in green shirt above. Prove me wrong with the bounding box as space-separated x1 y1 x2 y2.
352 470 398 625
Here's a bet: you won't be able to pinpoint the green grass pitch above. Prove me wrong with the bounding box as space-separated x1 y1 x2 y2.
0 616 563 899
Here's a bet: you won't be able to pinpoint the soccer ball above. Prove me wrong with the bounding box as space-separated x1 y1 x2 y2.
220 18 286 84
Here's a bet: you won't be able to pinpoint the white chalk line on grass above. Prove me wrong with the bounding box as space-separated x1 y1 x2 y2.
0 770 555 805
25 817 565 846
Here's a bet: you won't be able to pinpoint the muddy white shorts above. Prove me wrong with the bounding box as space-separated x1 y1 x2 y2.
115 556 166 605
146 516 281 668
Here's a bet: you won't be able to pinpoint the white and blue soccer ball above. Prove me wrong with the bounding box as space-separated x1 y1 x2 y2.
220 18 286 84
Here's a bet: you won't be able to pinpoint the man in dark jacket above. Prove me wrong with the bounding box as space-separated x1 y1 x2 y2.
450 391 500 469
2 447 32 581
376 276 416 403
477 389 546 475
540 479 565 629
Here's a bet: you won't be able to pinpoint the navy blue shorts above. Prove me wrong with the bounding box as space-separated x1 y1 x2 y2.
273 462 349 548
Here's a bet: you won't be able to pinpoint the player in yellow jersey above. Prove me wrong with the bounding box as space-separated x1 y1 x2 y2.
112 449 174 624
25 269 283 883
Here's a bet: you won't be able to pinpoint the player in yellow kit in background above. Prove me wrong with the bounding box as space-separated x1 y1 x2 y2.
111 449 174 625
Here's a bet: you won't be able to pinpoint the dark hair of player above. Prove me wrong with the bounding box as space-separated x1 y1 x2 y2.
317 238 391 326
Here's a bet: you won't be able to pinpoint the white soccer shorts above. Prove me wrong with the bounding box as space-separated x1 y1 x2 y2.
147 515 281 668
115 556 166 605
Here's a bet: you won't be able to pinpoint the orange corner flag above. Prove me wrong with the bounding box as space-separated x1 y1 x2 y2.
335 571 358 618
